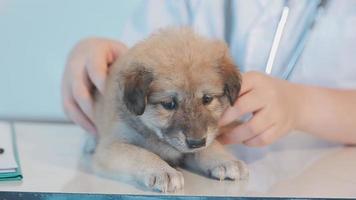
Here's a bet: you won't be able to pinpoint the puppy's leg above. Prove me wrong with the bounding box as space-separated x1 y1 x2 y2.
183 141 249 181
93 140 184 192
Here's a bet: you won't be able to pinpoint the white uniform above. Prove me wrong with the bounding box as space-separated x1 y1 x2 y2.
120 0 356 89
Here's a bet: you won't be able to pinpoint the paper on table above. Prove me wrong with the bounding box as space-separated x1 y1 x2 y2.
0 122 22 181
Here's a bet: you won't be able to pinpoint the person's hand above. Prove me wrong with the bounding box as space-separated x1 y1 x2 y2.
61 38 127 134
218 71 303 147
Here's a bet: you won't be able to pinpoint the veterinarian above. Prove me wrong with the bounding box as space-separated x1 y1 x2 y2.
62 0 356 147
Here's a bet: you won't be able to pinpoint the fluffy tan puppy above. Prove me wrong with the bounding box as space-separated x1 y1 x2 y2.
92 28 248 192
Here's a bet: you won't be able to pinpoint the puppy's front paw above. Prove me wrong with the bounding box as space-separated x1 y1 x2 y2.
144 169 184 193
208 160 249 181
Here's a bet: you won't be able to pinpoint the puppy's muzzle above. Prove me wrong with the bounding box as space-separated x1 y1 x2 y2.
186 137 206 149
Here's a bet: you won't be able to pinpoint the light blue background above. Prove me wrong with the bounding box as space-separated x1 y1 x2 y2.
0 0 140 121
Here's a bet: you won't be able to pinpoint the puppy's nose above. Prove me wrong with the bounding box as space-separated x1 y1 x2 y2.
186 137 206 149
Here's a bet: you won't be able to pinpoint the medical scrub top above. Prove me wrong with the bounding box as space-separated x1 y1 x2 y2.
120 0 356 89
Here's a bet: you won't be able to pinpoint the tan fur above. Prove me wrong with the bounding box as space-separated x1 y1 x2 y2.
92 27 248 193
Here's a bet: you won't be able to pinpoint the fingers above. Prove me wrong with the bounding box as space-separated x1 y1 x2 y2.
71 67 95 121
62 84 97 134
219 89 265 126
87 40 127 93
218 109 273 144
239 71 263 95
87 53 107 93
243 125 278 147
218 124 252 144
62 57 96 134
219 71 267 126
218 72 293 147
64 99 97 134
110 40 128 59
218 123 277 146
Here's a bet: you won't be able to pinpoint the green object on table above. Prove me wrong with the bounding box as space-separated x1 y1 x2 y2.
0 125 23 181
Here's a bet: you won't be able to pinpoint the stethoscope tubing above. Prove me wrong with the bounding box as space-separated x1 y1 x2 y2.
265 0 326 80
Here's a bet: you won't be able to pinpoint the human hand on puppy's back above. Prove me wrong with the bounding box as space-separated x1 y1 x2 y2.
218 71 304 147
61 38 127 134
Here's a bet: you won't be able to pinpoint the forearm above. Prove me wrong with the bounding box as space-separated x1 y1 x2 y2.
295 84 356 144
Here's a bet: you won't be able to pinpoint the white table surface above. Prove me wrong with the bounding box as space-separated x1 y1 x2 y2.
0 121 355 198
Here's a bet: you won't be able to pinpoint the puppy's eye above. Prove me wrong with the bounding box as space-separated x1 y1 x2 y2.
202 95 214 105
161 100 177 110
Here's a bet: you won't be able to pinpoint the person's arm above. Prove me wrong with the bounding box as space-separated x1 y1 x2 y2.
296 84 356 144
218 71 356 146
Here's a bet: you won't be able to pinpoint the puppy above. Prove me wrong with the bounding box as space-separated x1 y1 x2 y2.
92 28 249 192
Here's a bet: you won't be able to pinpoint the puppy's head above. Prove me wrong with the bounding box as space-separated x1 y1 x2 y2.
121 28 240 153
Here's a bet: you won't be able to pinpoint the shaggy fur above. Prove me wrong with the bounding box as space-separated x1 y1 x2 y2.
92 28 249 192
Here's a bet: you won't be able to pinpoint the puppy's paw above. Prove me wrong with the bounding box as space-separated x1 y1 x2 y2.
144 169 184 193
208 160 249 181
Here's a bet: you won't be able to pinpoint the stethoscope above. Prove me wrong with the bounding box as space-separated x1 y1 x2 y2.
265 0 327 80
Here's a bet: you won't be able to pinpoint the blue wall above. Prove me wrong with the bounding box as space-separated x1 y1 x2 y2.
0 0 141 121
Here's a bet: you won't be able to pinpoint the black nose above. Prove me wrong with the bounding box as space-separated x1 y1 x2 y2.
186 138 206 149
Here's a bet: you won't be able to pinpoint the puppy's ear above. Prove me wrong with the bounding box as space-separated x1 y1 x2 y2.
123 65 154 115
220 54 241 106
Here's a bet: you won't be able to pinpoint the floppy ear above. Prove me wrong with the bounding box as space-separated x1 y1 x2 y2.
220 55 241 106
123 66 154 115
